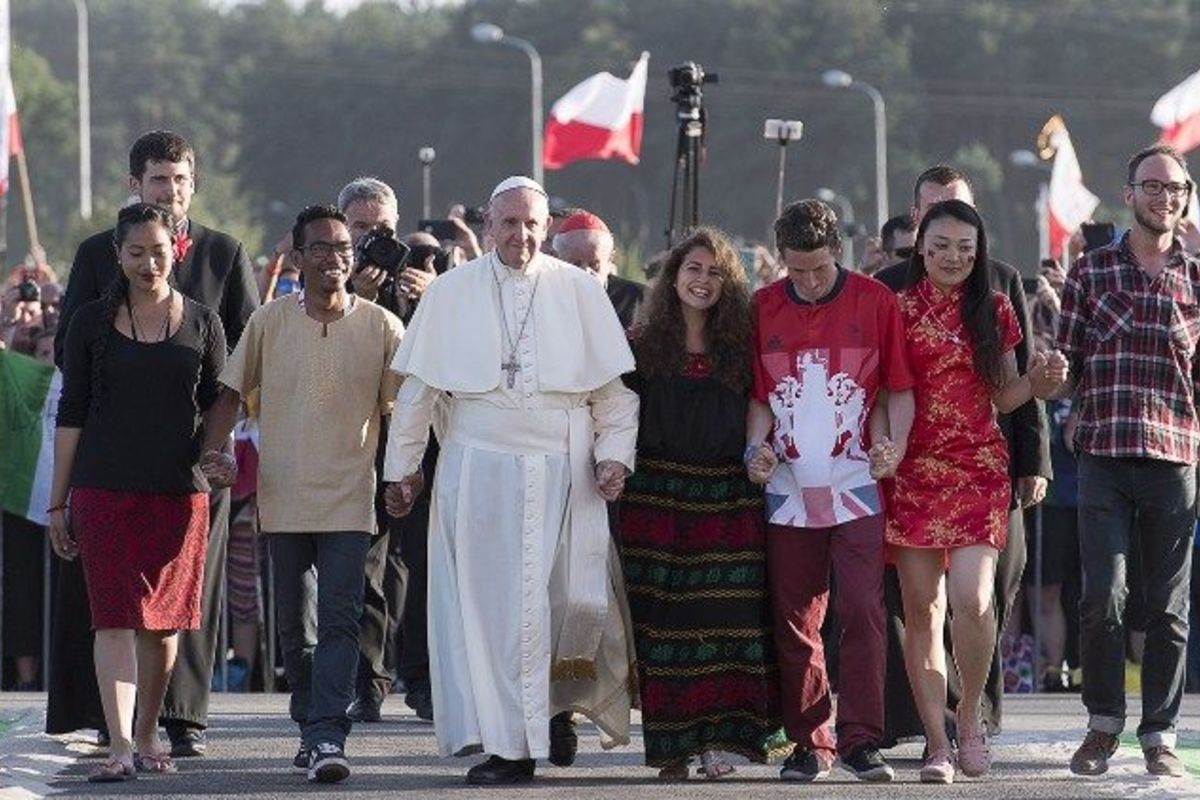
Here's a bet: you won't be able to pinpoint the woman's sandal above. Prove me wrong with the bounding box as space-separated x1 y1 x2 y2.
133 751 178 774
87 758 137 783
657 761 690 781
698 750 735 780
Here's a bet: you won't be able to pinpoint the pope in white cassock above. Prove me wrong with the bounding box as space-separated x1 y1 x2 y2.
383 177 639 785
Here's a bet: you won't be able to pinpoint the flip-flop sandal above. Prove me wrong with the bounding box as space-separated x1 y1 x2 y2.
134 752 178 774
698 750 735 780
88 759 137 783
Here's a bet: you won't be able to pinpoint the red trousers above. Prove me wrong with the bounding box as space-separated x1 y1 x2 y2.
767 515 886 757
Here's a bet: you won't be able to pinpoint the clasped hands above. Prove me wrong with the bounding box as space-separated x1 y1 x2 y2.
199 449 238 488
1028 349 1070 398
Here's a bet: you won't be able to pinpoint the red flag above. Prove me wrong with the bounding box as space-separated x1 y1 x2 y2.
543 52 648 170
1040 116 1098 259
1152 68 1200 154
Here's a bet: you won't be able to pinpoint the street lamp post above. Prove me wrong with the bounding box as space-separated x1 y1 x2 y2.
815 187 855 268
471 23 543 185
822 69 886 235
418 146 435 220
73 0 91 219
1010 148 1052 261
763 118 803 221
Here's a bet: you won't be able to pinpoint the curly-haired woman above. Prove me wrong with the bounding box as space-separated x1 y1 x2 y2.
47 203 226 782
620 227 786 780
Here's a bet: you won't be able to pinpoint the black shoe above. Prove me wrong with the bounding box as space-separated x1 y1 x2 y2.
837 745 895 782
292 741 309 773
405 687 434 721
779 747 832 782
548 712 578 767
308 741 350 784
466 755 536 785
347 693 383 723
166 726 206 758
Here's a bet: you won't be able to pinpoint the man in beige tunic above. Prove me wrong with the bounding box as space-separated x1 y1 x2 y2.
383 176 638 785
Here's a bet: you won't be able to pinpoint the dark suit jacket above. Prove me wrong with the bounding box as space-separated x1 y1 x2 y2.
606 274 645 329
55 221 259 367
874 259 1051 490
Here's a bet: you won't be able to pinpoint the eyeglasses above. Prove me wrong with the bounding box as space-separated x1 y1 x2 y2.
1130 179 1192 197
892 246 913 260
298 241 354 259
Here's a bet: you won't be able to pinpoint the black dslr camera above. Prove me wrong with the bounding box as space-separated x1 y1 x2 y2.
355 224 410 277
668 61 718 110
17 278 40 303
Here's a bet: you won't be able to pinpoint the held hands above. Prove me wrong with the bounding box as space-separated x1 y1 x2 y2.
868 436 903 479
1017 475 1048 508
199 449 238 489
744 443 777 485
47 509 78 560
385 472 426 517
595 460 628 502
1027 350 1069 398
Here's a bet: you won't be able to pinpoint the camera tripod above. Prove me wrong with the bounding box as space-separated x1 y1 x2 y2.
665 62 716 247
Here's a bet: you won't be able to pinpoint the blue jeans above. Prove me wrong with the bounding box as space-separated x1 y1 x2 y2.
1077 454 1194 748
269 531 372 749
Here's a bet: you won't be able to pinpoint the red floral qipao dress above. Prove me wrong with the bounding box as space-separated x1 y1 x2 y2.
884 277 1022 553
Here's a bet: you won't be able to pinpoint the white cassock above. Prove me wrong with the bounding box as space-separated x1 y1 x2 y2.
383 250 639 760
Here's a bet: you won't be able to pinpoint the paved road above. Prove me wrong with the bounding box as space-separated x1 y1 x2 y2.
3 692 1200 799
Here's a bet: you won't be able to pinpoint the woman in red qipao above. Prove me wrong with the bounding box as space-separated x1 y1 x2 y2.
872 200 1067 784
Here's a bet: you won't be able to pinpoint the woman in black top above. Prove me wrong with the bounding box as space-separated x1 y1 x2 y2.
47 203 226 782
620 228 786 780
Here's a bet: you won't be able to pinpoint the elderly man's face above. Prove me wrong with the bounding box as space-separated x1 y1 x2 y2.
555 231 615 281
344 199 400 246
487 189 549 269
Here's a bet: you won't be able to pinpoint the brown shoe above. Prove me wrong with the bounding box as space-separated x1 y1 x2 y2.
1144 745 1184 777
1070 730 1119 776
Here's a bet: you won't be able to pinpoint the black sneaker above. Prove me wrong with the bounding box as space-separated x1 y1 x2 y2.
779 747 831 782
307 741 350 784
837 745 895 782
292 741 308 773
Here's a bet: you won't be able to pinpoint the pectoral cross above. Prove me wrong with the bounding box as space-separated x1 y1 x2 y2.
502 358 520 389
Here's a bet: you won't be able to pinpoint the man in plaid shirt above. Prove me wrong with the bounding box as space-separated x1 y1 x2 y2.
1056 144 1200 779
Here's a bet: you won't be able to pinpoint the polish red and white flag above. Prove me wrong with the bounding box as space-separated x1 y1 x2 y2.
1152 68 1200 154
1042 116 1099 259
543 52 648 170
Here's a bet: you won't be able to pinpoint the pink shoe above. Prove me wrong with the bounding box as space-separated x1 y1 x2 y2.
919 748 955 784
957 730 991 777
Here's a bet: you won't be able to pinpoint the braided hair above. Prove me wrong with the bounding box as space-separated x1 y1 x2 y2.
89 203 174 412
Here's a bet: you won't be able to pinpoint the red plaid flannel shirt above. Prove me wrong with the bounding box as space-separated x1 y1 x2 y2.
1056 233 1200 464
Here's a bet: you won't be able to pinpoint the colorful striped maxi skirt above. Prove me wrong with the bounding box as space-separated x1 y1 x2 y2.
618 456 789 767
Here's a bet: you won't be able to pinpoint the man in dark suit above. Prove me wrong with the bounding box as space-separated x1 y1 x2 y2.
52 130 258 757
874 165 1051 745
552 210 644 328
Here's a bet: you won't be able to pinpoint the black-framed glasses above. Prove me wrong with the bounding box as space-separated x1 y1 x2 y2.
1130 179 1192 197
298 241 354 259
892 246 913 260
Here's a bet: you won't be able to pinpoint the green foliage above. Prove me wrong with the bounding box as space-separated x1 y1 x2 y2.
8 0 1200 275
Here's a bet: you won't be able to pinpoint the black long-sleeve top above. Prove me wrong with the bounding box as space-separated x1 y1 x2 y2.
57 296 227 494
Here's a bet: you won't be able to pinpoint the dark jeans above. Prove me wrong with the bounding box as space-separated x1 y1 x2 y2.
767 516 886 757
161 487 230 730
1077 454 1194 747
270 531 371 749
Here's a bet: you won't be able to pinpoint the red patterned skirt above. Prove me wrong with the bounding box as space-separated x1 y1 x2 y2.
72 487 209 630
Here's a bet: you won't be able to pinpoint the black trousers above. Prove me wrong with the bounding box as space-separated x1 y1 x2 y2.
160 488 230 729
356 517 404 700
883 506 1026 742
393 498 430 690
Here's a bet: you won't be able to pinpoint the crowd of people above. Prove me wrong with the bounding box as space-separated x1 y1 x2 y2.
2 128 1199 788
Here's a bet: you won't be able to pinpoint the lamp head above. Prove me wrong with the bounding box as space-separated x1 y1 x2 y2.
821 69 853 88
471 22 504 43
